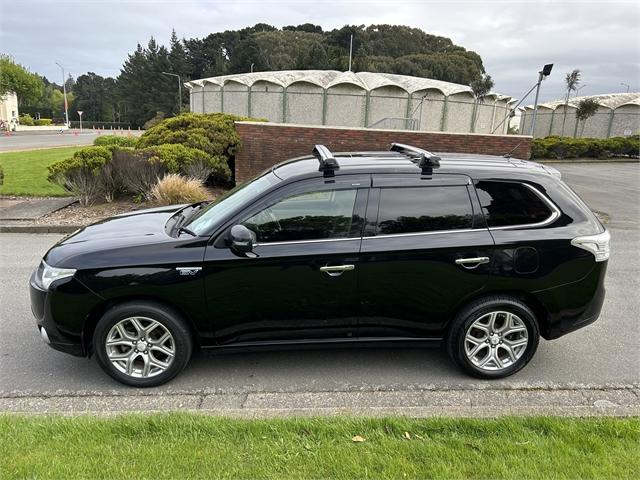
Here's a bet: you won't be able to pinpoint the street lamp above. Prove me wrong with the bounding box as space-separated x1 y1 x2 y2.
162 72 182 114
55 62 70 128
576 85 587 97
529 63 553 136
621 82 630 93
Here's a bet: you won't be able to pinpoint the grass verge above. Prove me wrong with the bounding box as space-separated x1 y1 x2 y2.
1 414 638 479
0 147 80 196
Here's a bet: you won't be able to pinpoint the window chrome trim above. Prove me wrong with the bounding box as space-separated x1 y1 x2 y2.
485 183 561 231
365 228 477 240
255 237 361 247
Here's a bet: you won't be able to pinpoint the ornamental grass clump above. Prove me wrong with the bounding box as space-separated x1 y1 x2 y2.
150 173 209 205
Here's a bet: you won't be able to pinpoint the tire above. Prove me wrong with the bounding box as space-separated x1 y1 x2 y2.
93 301 193 387
446 296 540 379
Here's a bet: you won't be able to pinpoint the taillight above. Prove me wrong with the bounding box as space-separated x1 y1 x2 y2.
571 230 610 262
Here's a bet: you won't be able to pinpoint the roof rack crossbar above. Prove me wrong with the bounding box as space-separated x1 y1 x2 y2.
313 145 340 173
390 143 441 170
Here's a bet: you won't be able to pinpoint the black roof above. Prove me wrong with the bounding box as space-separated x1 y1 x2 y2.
272 150 554 181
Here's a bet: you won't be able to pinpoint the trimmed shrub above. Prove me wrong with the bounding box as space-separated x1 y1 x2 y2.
531 136 640 159
18 113 34 126
47 146 112 206
150 174 209 205
34 118 53 126
143 111 165 130
136 113 264 181
140 144 231 183
94 135 138 148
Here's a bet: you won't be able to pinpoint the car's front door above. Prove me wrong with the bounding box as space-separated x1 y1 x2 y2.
358 174 494 338
203 175 369 345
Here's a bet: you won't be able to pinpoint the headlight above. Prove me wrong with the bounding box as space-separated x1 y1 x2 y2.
38 261 77 290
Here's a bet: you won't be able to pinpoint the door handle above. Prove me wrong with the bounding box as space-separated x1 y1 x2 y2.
320 264 355 276
455 257 490 269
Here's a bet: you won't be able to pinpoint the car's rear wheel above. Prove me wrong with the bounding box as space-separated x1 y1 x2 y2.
446 296 540 379
93 301 192 387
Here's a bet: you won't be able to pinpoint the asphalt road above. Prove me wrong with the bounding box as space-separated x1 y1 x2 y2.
0 163 638 396
0 130 140 152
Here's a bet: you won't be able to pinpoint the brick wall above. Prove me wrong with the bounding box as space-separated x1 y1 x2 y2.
234 121 532 182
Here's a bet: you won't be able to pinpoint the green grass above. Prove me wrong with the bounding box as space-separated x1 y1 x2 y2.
0 147 81 196
1 415 638 479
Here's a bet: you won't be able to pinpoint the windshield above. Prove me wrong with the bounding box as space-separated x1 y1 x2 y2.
186 173 278 235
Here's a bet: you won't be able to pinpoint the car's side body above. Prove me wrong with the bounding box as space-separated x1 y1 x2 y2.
30 147 608 383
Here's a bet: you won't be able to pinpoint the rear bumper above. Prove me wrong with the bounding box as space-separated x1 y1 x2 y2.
29 271 93 357
535 261 607 340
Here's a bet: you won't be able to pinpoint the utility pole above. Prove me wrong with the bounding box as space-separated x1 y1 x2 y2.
162 72 182 113
621 82 630 93
56 62 69 128
348 34 353 72
530 64 553 137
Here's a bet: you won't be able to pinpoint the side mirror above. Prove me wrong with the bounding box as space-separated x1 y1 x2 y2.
230 225 255 254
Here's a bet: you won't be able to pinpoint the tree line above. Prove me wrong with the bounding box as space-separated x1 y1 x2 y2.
8 24 488 127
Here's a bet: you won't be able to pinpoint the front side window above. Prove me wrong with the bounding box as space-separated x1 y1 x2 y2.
243 189 358 243
475 181 553 227
376 186 473 235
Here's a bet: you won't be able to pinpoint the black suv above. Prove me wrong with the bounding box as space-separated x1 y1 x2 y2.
30 144 609 387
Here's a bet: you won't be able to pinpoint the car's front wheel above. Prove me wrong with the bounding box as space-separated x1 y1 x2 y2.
93 301 193 387
446 296 540 379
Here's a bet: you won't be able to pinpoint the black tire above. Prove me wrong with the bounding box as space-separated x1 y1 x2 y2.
446 296 540 379
93 301 193 387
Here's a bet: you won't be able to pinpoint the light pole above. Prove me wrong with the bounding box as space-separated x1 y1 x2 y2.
621 82 630 93
530 63 553 137
56 62 70 128
576 85 587 97
162 72 182 114
77 111 83 131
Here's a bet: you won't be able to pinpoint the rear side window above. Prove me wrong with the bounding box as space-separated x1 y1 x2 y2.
376 186 473 235
475 181 553 227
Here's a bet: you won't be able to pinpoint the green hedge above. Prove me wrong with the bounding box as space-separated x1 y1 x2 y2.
47 146 112 181
93 135 138 148
18 113 35 126
34 118 53 126
532 135 640 159
136 112 264 178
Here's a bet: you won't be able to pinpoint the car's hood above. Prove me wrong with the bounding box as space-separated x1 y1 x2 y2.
44 204 188 268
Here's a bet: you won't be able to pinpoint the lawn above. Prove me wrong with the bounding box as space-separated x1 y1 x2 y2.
0 147 80 196
1 415 638 479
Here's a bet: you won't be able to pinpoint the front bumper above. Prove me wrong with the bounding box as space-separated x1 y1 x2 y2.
29 271 98 357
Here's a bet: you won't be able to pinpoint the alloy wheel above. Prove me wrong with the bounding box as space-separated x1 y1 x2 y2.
105 316 175 379
464 311 529 372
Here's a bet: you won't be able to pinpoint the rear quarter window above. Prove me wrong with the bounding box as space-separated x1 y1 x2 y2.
376 186 473 235
475 181 553 227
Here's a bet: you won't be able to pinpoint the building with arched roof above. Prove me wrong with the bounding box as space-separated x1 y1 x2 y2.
185 70 516 134
520 92 639 138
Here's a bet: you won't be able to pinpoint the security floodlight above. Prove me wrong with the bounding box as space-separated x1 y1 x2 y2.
530 63 554 136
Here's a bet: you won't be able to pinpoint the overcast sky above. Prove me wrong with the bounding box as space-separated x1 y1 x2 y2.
1 0 638 103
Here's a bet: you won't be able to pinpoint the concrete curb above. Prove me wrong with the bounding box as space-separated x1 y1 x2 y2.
0 224 80 233
2 387 638 417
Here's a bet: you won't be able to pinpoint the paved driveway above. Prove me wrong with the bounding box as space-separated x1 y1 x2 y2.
0 163 638 398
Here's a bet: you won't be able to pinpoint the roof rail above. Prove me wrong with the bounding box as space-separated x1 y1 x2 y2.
390 143 441 170
313 145 340 174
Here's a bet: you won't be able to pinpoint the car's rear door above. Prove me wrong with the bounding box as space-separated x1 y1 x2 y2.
203 174 369 344
357 173 494 338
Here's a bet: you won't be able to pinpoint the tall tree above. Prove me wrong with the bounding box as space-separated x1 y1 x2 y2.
575 98 599 137
561 69 581 136
470 73 494 131
0 54 44 103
